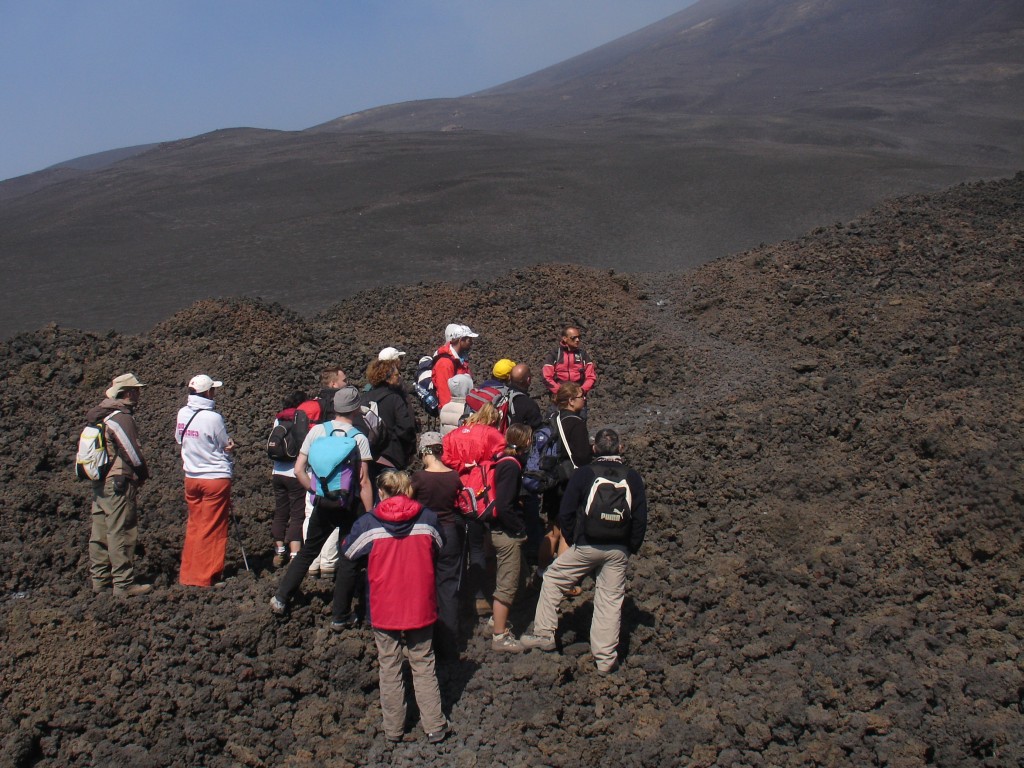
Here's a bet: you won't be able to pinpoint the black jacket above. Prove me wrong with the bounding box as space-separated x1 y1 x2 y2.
507 386 543 430
558 458 648 554
492 456 526 537
362 385 416 469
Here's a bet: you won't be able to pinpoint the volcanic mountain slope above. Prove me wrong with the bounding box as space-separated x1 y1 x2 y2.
1 174 1021 766
326 0 1024 162
1 0 1021 338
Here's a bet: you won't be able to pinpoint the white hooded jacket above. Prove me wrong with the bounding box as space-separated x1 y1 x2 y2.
175 394 233 479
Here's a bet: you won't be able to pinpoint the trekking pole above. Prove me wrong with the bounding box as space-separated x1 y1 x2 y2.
229 503 251 572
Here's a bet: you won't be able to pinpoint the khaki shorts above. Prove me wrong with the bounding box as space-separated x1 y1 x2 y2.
491 529 527 605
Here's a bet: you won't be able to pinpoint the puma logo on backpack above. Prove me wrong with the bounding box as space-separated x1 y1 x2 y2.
582 464 633 542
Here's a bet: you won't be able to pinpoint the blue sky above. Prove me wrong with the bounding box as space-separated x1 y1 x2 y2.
0 1 693 182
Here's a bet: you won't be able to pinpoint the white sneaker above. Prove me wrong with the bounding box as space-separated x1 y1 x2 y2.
491 630 523 653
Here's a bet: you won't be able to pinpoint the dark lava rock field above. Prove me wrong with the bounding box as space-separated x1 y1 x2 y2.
1 174 1022 766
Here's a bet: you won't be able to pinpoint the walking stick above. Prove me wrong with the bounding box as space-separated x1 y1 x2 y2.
230 503 250 572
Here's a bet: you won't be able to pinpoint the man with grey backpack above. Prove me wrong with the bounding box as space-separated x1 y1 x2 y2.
520 428 648 673
80 373 152 598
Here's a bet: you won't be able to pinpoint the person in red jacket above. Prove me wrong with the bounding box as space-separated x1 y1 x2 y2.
541 326 597 403
442 404 506 616
340 471 449 744
432 323 478 408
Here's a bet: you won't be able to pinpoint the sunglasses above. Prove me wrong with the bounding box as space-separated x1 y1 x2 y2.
567 335 581 341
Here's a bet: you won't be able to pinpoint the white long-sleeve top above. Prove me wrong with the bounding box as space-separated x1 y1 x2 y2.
175 394 233 479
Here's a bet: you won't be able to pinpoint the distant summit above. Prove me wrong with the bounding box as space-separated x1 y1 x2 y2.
0 0 1021 337
316 0 1024 167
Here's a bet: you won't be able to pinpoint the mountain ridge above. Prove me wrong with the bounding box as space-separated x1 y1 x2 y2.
0 0 1020 338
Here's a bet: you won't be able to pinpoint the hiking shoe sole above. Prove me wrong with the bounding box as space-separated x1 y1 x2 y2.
330 613 360 631
520 633 556 652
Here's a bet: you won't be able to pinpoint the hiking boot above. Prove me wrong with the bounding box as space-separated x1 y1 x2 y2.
320 568 336 580
519 633 556 652
307 567 320 579
272 549 287 568
426 721 451 744
91 582 112 594
270 596 287 616
330 613 360 632
491 630 523 653
113 583 152 598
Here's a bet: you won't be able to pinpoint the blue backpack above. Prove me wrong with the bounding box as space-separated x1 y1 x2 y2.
522 420 563 494
307 424 363 511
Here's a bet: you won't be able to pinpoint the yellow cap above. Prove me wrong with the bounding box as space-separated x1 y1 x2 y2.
492 358 516 381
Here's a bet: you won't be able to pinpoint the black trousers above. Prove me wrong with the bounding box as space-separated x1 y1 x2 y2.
271 474 305 543
434 520 465 658
465 517 489 601
275 500 360 620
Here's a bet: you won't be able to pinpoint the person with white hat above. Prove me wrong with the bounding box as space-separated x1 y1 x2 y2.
378 347 406 362
84 373 152 597
175 374 235 587
432 323 478 409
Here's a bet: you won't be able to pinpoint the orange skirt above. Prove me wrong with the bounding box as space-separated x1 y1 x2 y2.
180 477 231 587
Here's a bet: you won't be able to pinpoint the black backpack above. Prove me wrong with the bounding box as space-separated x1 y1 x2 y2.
582 464 633 542
267 409 311 461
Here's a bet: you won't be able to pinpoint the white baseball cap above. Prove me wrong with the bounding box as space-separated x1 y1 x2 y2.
378 347 406 361
188 374 223 393
445 323 479 342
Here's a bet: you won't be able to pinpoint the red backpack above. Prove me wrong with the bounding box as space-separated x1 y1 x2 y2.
455 455 521 523
465 384 511 433
442 424 507 521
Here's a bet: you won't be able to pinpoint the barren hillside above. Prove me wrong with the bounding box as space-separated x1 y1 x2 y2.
1 174 1021 766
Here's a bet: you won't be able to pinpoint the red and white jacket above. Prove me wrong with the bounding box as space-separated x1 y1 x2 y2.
341 496 442 631
542 344 597 396
432 343 472 408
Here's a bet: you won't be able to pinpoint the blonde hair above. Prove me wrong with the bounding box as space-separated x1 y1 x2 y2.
377 470 413 500
465 402 500 427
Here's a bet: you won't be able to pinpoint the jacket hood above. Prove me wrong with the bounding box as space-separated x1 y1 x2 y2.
374 495 424 525
186 394 216 411
86 397 132 422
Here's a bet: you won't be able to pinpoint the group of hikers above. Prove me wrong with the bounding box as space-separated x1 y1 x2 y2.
79 323 648 745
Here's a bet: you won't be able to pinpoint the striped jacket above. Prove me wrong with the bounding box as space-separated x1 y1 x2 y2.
341 495 442 631
85 398 149 483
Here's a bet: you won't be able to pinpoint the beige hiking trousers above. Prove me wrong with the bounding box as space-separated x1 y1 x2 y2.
373 626 446 739
533 543 629 671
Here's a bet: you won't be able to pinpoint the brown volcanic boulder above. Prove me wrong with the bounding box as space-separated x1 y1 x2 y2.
0 175 1022 766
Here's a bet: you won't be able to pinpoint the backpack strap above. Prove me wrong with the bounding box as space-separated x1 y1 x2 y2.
101 410 122 457
555 413 579 470
180 409 202 442
495 454 522 471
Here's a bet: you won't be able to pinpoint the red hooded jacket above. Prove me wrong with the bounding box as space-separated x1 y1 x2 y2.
340 496 442 631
